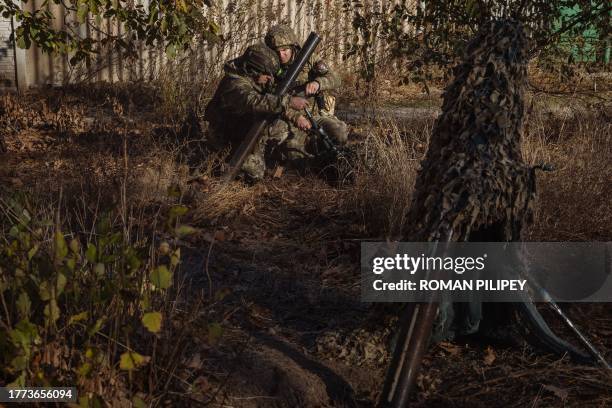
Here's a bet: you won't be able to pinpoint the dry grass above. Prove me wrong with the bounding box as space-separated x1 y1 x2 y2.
523 100 611 241
1 81 610 406
339 92 610 242
345 118 433 239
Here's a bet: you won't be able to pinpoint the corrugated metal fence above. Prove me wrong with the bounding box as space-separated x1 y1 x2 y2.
7 0 416 88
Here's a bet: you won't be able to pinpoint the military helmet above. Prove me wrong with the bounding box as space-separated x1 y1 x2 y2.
265 24 300 50
241 43 280 76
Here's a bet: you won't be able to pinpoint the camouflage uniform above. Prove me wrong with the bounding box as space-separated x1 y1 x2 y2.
265 25 348 159
204 44 297 180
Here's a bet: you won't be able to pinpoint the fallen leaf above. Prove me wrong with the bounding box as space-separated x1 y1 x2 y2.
213 230 225 241
273 166 284 178
438 341 461 356
193 376 210 392
187 353 202 369
483 346 496 365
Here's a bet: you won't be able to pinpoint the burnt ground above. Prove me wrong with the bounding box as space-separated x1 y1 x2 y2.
0 87 610 407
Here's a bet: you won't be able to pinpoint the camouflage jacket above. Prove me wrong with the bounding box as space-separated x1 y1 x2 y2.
204 59 292 144
278 53 341 119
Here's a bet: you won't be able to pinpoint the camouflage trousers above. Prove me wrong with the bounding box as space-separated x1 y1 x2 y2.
241 114 348 180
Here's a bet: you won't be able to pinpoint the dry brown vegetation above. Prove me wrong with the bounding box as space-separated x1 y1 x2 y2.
0 70 610 406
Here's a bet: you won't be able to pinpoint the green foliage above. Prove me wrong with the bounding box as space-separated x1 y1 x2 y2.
343 0 384 81
150 265 173 289
0 192 191 400
141 312 162 333
0 0 219 64
343 0 611 81
119 351 150 370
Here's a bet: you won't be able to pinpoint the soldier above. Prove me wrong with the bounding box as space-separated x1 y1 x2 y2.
264 24 349 159
204 43 309 181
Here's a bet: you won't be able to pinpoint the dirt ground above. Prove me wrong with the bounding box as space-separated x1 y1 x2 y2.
0 85 611 407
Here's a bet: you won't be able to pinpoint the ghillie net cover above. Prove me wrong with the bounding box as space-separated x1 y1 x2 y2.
405 20 534 243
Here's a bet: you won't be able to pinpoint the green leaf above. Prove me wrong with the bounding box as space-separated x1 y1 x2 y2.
209 21 221 35
68 311 88 325
8 372 26 387
125 248 142 271
175 225 196 238
165 43 176 59
88 317 105 336
119 352 150 370
150 265 172 289
16 36 27 49
86 243 96 263
169 205 189 218
44 299 61 323
56 272 67 296
170 248 180 267
207 322 223 346
139 289 150 309
77 362 92 377
94 263 105 276
16 292 31 320
27 245 39 260
39 280 52 301
9 320 39 349
166 184 181 198
141 312 162 333
132 396 147 408
11 355 28 371
54 231 68 262
69 238 80 254
77 3 89 24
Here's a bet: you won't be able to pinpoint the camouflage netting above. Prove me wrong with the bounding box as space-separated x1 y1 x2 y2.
405 20 535 242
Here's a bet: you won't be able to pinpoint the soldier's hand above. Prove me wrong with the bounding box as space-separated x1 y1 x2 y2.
295 115 312 131
289 96 309 110
305 81 320 96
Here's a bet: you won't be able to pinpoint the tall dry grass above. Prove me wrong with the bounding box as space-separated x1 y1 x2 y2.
347 118 433 239
342 95 609 242
523 101 611 241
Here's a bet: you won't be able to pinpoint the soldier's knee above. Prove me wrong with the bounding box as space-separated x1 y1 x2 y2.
241 153 266 181
283 129 309 158
319 117 348 145
267 119 290 143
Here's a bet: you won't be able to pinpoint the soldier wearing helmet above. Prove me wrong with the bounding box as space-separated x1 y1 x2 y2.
265 25 348 161
204 43 309 181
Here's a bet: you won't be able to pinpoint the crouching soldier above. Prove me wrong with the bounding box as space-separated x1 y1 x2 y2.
264 24 349 160
204 43 309 181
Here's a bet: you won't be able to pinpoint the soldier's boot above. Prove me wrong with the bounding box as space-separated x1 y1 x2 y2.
240 120 291 182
